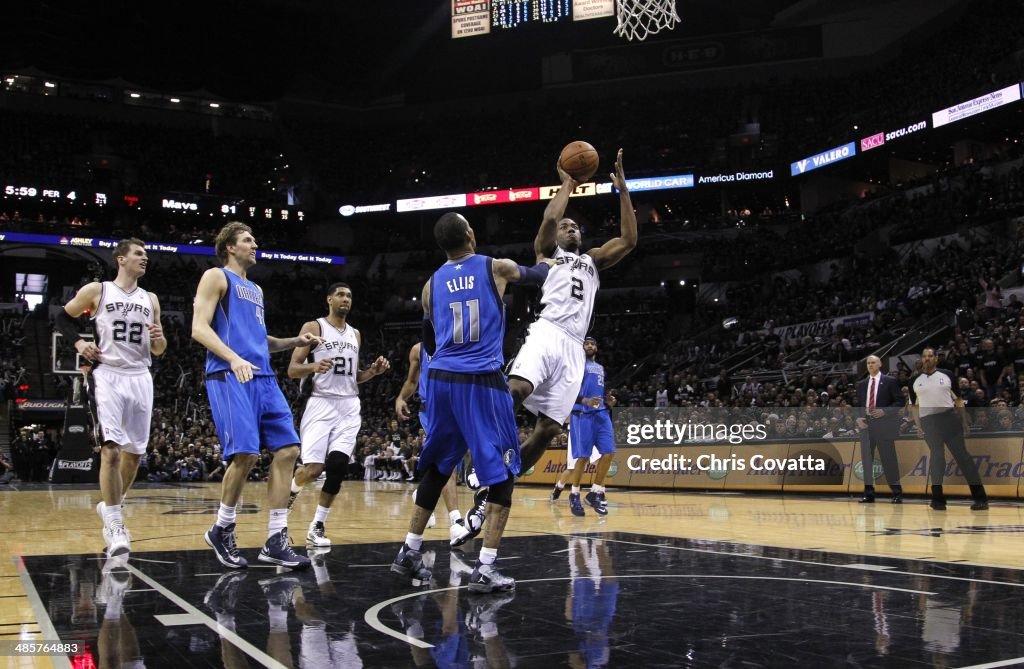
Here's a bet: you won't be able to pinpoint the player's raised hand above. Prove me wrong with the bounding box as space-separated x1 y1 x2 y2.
610 148 626 190
369 356 391 376
556 160 579 189
230 357 259 384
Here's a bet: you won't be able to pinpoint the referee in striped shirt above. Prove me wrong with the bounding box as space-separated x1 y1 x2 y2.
909 347 989 511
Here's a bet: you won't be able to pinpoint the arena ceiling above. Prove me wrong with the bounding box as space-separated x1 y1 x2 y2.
0 0 815 104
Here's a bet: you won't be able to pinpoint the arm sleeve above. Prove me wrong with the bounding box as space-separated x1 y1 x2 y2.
422 319 436 356
515 262 551 287
55 310 83 344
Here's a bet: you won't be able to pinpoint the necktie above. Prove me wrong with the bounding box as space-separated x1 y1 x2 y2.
868 377 876 412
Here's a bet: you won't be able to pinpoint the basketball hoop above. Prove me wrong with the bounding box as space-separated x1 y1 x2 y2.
614 0 680 42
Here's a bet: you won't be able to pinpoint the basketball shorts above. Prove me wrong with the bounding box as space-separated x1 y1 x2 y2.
206 373 299 461
509 318 586 425
569 410 615 462
573 578 618 665
91 365 153 455
299 395 361 463
418 369 520 486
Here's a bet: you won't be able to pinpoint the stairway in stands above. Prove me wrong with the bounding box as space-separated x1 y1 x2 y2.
23 314 56 399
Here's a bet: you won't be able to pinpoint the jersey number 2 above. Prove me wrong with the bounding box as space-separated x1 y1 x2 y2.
449 299 480 344
570 277 584 301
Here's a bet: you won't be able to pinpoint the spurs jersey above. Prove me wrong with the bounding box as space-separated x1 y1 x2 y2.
538 246 600 342
307 318 360 398
92 281 155 373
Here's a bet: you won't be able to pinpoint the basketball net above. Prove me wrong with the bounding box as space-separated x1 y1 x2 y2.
614 0 680 42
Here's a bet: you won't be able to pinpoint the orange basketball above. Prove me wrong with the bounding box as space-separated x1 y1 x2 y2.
558 141 599 182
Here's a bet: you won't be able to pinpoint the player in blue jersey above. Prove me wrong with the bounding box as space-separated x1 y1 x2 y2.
391 212 553 593
192 222 321 570
558 337 617 516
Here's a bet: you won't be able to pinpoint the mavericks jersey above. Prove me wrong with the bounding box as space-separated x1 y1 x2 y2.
538 246 600 342
93 281 155 373
576 360 606 414
429 254 505 374
308 318 360 398
205 269 273 377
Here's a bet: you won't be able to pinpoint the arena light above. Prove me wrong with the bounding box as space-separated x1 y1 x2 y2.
169 98 180 103
129 92 140 98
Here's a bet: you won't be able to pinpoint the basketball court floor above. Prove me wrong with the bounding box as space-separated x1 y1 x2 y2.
2 482 1024 668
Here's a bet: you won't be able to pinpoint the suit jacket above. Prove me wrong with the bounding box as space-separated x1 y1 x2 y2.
856 374 904 440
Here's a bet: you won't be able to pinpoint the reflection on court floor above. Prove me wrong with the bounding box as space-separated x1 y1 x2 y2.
19 531 1024 668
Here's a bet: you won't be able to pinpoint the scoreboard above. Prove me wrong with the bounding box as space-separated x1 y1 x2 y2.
452 0 612 38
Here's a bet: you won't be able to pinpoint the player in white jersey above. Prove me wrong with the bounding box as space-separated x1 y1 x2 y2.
287 283 390 547
510 148 637 474
56 238 166 558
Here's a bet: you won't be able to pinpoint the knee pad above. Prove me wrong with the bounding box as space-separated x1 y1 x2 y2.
414 465 448 511
487 476 515 508
322 451 350 495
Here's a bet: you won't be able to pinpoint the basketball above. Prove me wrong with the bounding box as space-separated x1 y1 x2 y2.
558 140 599 181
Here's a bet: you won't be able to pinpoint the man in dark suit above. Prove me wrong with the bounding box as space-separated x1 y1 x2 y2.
856 355 905 503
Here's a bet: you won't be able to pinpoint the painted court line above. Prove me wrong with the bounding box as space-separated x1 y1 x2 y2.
954 658 1024 669
124 563 288 669
364 574 935 650
13 556 71 669
554 533 1024 590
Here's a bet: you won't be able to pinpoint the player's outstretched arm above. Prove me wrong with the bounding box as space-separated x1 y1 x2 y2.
267 330 322 353
588 149 637 271
287 320 331 379
357 356 390 384
536 162 578 261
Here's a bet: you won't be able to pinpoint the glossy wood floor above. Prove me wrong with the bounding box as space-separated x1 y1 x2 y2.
3 481 1024 668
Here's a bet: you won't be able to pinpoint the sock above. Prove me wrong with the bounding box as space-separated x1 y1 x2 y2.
103 504 123 529
215 613 236 632
478 546 498 565
448 509 462 524
592 484 605 494
267 605 288 633
571 485 580 495
104 594 123 620
554 481 564 490
314 505 330 524
216 503 236 528
481 622 498 639
405 532 423 551
268 509 288 538
290 479 302 494
313 561 330 586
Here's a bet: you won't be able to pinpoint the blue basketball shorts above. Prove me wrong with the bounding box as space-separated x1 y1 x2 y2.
206 373 299 461
418 369 520 486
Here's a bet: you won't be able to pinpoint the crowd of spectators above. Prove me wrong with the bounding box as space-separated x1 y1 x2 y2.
3 0 1024 482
